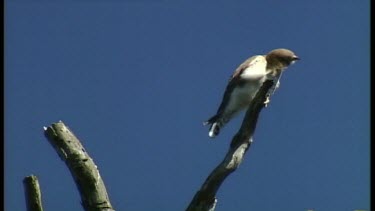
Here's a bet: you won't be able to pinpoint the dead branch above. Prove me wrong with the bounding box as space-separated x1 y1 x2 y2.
44 121 115 211
186 80 274 211
23 175 44 211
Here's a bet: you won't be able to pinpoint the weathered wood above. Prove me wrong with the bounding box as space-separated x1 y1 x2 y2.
23 175 44 211
44 121 115 211
187 80 274 211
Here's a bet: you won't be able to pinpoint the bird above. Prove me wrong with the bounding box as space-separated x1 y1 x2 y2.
204 48 300 138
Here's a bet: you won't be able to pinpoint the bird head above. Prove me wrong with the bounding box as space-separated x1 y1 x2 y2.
265 48 300 69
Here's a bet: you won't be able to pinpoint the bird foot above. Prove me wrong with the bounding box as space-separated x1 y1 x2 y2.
264 96 271 107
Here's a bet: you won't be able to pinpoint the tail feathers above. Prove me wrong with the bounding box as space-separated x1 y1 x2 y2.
203 115 227 138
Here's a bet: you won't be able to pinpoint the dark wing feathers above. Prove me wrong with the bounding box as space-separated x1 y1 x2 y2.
205 56 259 124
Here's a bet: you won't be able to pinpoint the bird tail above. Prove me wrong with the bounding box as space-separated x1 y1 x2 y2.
203 114 227 138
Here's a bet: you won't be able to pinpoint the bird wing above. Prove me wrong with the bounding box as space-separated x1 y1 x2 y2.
230 55 267 80
206 55 265 123
231 55 260 79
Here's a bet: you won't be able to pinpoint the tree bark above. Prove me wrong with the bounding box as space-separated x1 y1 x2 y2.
44 121 115 211
23 175 44 211
186 80 275 211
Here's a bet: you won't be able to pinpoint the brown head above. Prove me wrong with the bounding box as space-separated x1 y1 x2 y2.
265 48 300 69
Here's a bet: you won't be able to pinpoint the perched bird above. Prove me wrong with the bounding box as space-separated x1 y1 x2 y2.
204 48 300 138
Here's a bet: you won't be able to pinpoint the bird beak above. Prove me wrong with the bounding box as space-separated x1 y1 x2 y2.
292 56 300 61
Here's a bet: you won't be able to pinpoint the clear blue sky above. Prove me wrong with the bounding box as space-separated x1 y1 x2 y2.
5 1 369 211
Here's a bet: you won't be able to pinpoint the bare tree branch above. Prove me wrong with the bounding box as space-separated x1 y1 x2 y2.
44 121 115 211
186 80 275 211
23 175 44 211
